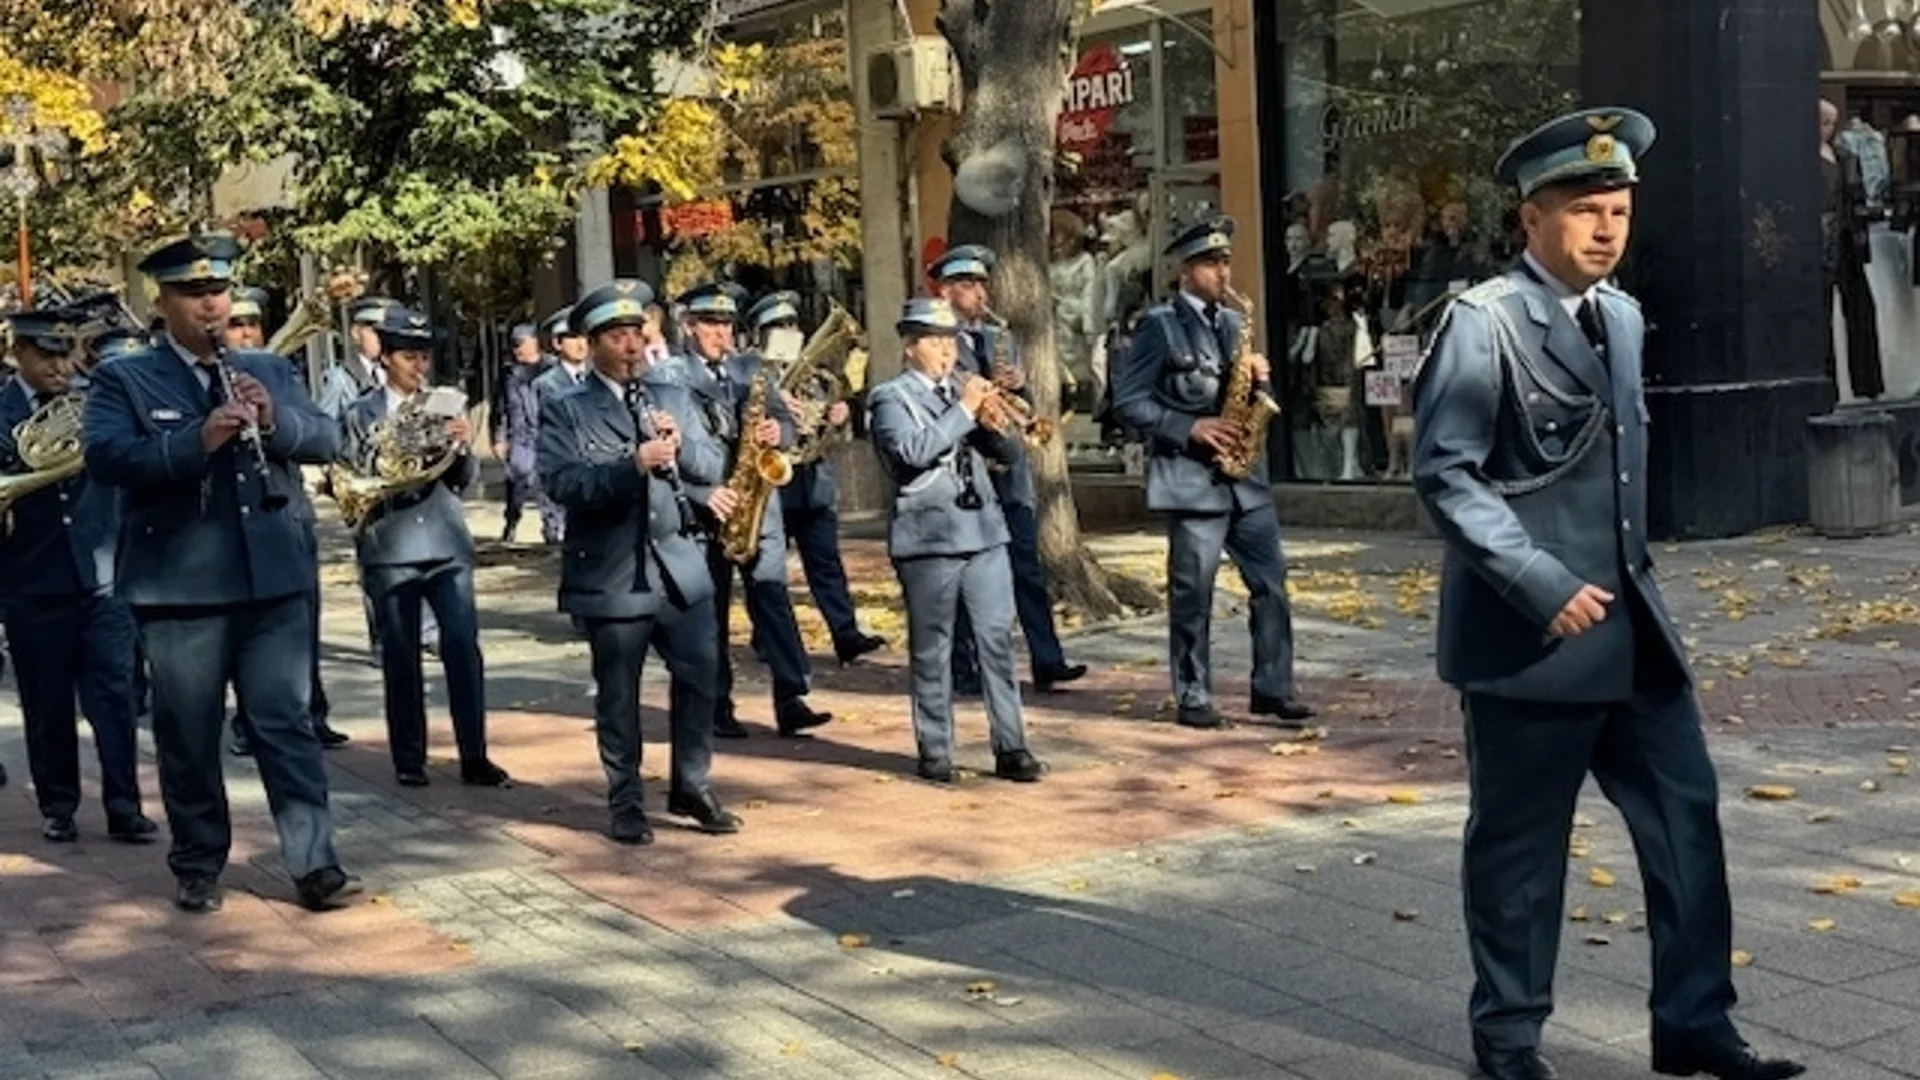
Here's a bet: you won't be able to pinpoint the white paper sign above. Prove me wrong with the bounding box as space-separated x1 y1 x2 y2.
1364 370 1403 407
1381 334 1422 380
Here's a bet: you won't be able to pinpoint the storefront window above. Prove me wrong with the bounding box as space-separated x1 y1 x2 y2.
1055 1 1220 466
1271 0 1580 484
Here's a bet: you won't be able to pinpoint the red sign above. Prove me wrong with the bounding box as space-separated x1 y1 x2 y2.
1058 42 1137 151
660 200 735 240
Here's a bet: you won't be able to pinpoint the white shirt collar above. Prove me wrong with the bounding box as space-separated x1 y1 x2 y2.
595 370 628 400
383 386 413 415
908 368 946 396
356 353 387 387
1180 291 1218 320
561 359 590 381
1522 251 1598 317
167 335 213 387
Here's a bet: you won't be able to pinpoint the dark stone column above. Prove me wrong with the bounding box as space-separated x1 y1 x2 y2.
1583 0 1834 538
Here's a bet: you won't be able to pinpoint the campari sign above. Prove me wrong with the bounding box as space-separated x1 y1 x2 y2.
1058 42 1137 151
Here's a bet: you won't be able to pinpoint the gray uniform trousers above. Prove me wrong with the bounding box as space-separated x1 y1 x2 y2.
897 545 1027 763
1167 503 1296 709
584 598 720 811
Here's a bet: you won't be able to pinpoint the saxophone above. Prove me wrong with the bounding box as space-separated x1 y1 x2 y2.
1214 285 1282 480
717 364 794 565
0 389 86 540
782 300 863 466
328 398 464 530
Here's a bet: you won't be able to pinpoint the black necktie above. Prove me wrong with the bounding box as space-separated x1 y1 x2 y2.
1577 297 1608 356
1203 302 1220 329
33 390 56 410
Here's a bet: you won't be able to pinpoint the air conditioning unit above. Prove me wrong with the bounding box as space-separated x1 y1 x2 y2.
865 36 955 120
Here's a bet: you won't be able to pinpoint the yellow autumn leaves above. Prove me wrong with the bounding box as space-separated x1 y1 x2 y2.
0 50 106 153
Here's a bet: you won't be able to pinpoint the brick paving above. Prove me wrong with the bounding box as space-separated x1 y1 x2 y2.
2 509 1920 1077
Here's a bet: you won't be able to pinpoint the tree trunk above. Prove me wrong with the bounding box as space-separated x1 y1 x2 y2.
937 0 1162 621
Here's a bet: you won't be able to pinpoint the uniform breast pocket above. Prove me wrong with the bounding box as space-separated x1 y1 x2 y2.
1516 392 1601 466
1160 369 1221 411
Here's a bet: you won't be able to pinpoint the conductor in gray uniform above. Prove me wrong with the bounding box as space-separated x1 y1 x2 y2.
868 299 1044 785
1412 109 1801 1080
341 305 510 790
81 232 355 915
1110 217 1311 730
539 280 743 844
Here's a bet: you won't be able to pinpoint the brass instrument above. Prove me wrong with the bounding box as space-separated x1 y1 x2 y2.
269 268 368 357
782 299 863 466
1214 285 1281 480
976 309 1055 446
717 365 794 565
0 390 86 539
328 397 464 529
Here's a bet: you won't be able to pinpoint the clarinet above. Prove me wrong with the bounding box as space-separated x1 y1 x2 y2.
626 379 701 538
205 323 287 511
950 374 985 511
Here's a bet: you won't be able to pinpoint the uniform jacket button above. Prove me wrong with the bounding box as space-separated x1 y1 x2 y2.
1544 420 1559 433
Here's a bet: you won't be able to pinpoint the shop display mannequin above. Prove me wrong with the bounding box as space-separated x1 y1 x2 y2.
1306 283 1367 481
1050 210 1099 413
1823 98 1888 400
1095 204 1154 331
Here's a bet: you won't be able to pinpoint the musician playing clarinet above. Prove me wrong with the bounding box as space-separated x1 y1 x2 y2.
80 232 355 914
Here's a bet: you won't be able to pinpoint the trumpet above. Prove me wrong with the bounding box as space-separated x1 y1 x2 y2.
959 370 1054 445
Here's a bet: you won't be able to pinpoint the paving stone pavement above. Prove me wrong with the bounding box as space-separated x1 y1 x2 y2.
4 506 1920 1078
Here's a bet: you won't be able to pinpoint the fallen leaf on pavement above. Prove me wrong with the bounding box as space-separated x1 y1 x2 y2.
1744 785 1798 801
1569 906 1590 922
1271 742 1319 757
1584 934 1612 946
1589 868 1617 888
1893 891 1920 908
1862 780 1884 793
781 1041 805 1057
1064 879 1090 893
1603 911 1628 924
1386 791 1422 805
838 933 871 949
1393 909 1420 922
1731 950 1753 968
1807 918 1837 932
965 980 997 997
1811 874 1864 895
936 1052 960 1069
1806 810 1839 823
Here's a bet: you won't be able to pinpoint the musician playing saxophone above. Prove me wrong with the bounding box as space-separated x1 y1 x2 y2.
1109 216 1312 730
649 282 830 740
341 305 510 790
746 290 886 668
1 307 156 846
929 246 1086 697
80 232 353 914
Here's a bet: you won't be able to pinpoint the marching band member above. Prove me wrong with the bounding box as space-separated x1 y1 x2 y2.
539 280 741 842
491 323 558 544
747 290 885 667
533 308 592 402
342 305 509 789
653 282 830 739
868 299 1044 785
1111 217 1311 731
317 297 392 420
1 307 156 844
81 232 355 913
929 246 1086 694
226 287 269 349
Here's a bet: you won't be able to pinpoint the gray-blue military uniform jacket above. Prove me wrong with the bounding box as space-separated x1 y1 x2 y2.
867 370 1020 560
0 377 118 600
1411 264 1690 705
1111 297 1272 513
538 376 724 620
532 360 588 404
81 340 341 607
316 353 380 421
954 322 1036 509
647 350 799 549
340 391 479 567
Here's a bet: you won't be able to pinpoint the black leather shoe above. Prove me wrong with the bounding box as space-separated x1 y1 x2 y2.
176 875 223 914
916 758 955 784
1034 662 1089 693
296 866 360 911
107 812 159 844
834 632 887 666
714 708 750 740
1652 1042 1805 1080
667 789 743 834
609 808 655 845
1474 1045 1558 1080
315 722 350 748
993 749 1046 782
1176 705 1227 730
460 760 513 788
1250 695 1316 725
228 721 253 757
395 768 430 787
776 699 832 738
42 815 78 843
